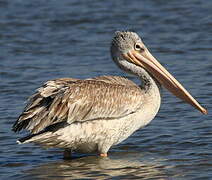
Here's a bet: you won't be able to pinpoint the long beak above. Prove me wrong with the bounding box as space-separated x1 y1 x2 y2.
123 49 207 115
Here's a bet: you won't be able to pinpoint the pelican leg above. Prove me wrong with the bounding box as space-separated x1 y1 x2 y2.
63 149 72 159
100 153 108 157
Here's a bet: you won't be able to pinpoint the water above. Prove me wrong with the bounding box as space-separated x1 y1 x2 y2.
0 0 212 179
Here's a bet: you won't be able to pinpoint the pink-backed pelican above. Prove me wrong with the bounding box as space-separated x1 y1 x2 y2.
12 31 207 158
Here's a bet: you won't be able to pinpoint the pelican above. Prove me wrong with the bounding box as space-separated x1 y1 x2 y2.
12 31 207 158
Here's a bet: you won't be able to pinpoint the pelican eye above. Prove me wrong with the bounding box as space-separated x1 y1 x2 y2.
134 43 144 52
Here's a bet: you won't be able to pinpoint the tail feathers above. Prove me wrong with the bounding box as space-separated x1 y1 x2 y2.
16 131 65 149
17 131 52 144
17 135 33 144
16 122 69 148
17 133 40 144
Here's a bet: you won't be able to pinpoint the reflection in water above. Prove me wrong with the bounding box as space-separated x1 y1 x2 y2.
23 153 168 179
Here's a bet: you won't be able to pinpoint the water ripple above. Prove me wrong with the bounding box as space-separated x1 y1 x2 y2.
0 0 212 179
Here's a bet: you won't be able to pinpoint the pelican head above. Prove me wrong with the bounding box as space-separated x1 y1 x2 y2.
111 31 207 115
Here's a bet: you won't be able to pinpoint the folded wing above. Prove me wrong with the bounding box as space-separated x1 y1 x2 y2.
12 76 144 134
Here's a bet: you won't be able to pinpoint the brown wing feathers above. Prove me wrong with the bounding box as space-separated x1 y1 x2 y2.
12 76 143 134
12 79 77 133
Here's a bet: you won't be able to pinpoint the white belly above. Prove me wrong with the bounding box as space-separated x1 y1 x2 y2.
41 92 161 153
28 86 161 154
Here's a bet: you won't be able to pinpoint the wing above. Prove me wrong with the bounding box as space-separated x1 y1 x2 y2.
89 75 139 86
12 76 144 134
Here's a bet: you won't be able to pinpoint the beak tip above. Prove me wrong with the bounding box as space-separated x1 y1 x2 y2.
201 107 208 115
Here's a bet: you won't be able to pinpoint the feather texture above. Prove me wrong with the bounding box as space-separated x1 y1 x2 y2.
13 76 144 134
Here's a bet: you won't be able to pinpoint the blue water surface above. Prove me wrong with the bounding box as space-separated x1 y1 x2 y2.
0 0 211 179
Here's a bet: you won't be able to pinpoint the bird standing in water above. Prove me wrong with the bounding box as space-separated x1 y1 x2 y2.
12 31 207 158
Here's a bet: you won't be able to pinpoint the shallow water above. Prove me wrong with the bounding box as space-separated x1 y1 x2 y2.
0 0 212 179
